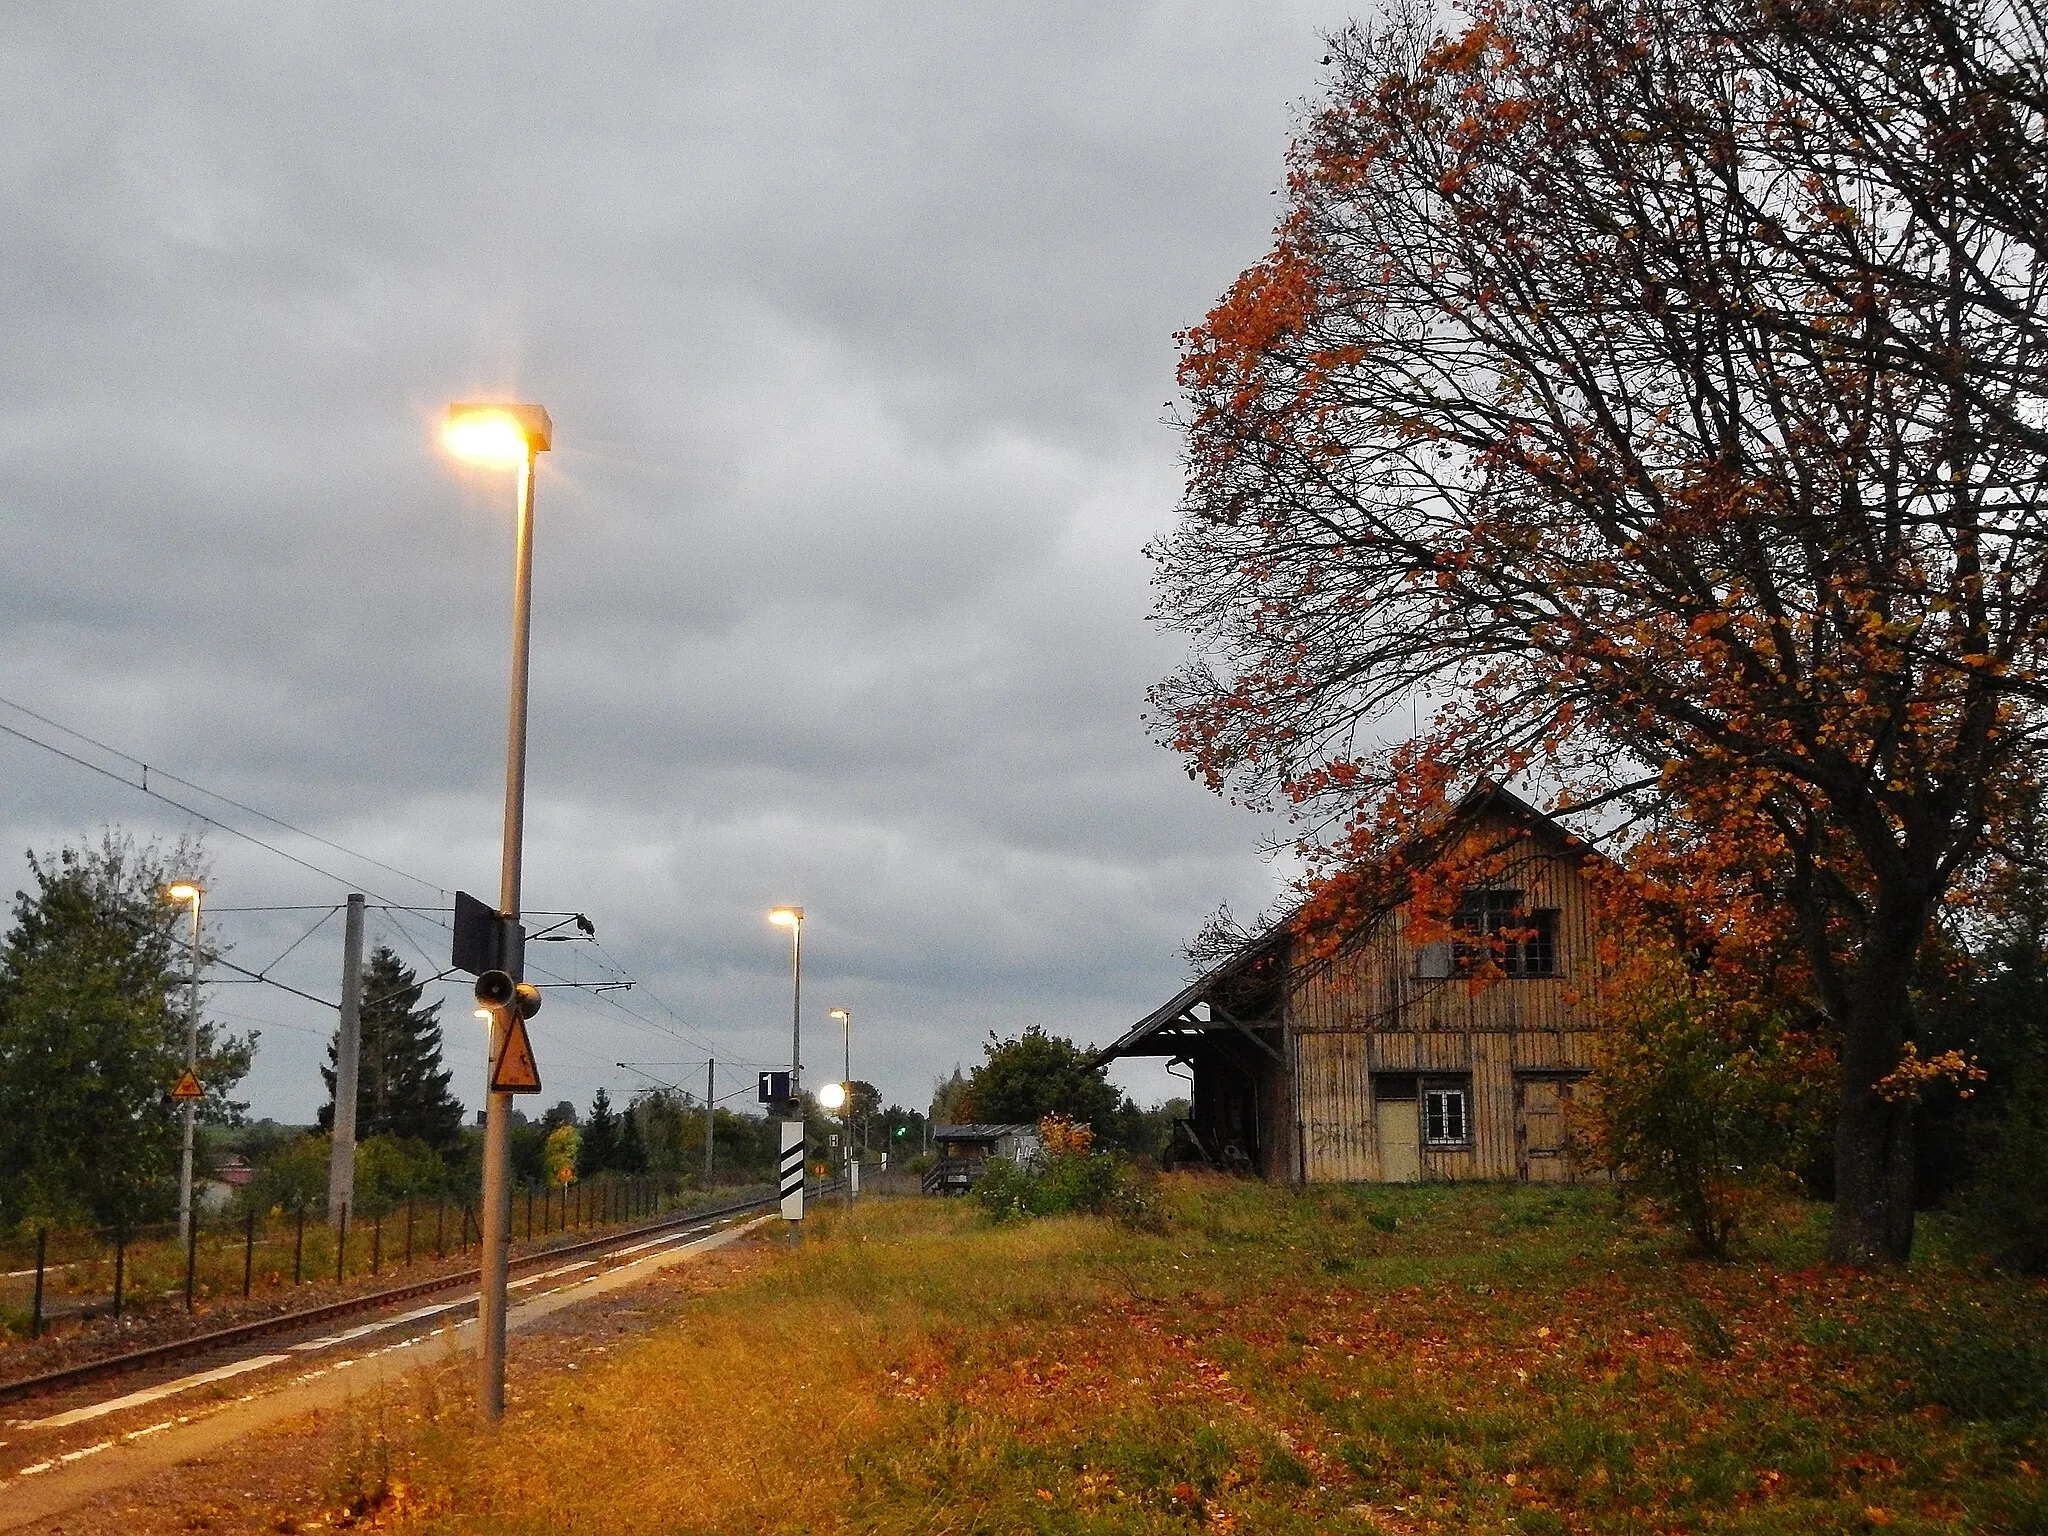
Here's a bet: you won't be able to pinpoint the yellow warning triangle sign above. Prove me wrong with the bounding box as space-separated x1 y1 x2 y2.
491 1014 542 1094
170 1068 204 1101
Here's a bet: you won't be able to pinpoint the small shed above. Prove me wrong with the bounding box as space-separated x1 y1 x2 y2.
923 1123 1042 1195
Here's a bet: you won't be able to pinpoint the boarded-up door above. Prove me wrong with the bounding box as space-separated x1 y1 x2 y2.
1516 1078 1569 1182
1376 1098 1420 1183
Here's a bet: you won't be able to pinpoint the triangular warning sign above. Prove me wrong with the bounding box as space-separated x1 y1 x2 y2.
491 1014 542 1094
170 1069 204 1101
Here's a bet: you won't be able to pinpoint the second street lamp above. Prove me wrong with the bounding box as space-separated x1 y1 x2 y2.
829 1006 853 1198
166 882 203 1244
444 398 552 1423
767 907 804 1105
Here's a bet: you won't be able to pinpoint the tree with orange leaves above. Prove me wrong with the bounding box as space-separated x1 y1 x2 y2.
1151 0 2048 1264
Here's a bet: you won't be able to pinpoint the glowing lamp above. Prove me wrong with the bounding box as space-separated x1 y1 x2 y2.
444 402 553 468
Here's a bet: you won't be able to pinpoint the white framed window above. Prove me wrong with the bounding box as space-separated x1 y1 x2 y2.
1423 1085 1470 1146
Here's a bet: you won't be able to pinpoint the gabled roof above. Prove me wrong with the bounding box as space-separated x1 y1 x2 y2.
1096 779 1604 1065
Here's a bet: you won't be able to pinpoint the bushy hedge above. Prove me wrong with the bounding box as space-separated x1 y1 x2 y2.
974 1150 1124 1221
971 1115 1157 1227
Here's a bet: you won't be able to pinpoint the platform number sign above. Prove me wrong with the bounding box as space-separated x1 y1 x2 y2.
779 1121 805 1221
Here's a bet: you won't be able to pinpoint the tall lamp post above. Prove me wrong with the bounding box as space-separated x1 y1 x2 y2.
828 1006 853 1183
166 882 203 1243
768 907 804 1103
443 398 552 1422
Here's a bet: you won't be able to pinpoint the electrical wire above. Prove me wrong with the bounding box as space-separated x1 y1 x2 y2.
0 698 774 1074
0 694 449 897
0 715 423 912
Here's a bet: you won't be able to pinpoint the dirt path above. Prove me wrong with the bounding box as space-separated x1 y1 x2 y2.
3 1217 774 1534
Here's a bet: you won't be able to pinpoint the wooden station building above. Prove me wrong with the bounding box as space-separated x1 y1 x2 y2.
1099 784 1606 1184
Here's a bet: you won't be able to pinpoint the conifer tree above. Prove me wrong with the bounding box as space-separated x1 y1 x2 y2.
319 946 462 1151
616 1099 648 1174
577 1087 619 1176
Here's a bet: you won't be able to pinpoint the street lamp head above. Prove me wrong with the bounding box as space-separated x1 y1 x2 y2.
166 882 202 905
829 1008 849 1022
818 1082 848 1111
767 906 804 928
443 402 553 468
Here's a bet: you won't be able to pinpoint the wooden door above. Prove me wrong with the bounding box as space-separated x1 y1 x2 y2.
1376 1097 1420 1182
1516 1078 1569 1182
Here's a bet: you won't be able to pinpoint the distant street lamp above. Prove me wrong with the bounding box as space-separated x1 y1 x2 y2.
768 907 804 1102
443 398 552 1423
166 882 203 1243
828 1007 851 1105
829 1006 854 1193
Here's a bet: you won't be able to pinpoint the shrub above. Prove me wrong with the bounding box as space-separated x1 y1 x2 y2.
974 1116 1135 1223
244 1133 331 1215
1579 949 1829 1257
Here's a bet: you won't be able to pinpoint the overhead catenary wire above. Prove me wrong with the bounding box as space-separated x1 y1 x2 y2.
0 696 776 1077
0 693 449 898
0 715 426 913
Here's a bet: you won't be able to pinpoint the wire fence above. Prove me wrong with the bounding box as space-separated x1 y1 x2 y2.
0 1172 735 1339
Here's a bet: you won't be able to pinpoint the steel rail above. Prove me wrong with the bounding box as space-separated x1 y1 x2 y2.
0 1185 810 1408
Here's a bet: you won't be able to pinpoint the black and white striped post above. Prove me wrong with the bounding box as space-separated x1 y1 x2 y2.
779 1121 805 1246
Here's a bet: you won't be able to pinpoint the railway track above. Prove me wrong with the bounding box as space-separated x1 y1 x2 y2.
0 1186 801 1409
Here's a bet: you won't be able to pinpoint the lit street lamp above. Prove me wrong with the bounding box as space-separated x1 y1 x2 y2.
829 1006 853 1197
166 881 203 1243
443 398 552 1423
828 1007 851 1105
768 907 804 1103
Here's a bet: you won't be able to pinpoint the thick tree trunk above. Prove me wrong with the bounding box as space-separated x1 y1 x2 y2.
1826 897 1924 1266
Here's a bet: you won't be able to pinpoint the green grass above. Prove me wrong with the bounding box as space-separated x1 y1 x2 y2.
355 1178 2046 1534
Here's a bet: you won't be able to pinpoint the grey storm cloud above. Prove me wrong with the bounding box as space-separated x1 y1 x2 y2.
0 2 1350 1120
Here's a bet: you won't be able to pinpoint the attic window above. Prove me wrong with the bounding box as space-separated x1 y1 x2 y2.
1453 890 1560 978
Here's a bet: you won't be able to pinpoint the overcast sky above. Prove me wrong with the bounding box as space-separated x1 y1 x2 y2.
0 3 1351 1125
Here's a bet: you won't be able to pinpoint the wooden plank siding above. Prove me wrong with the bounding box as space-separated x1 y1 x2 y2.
1286 807 1606 1184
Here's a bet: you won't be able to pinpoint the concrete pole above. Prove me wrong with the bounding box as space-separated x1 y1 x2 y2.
788 917 803 1100
175 889 202 1245
480 447 536 1423
327 895 366 1227
841 1011 852 1205
703 1059 715 1183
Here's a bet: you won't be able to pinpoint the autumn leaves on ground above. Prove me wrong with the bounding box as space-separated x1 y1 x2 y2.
293 1180 2042 1536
